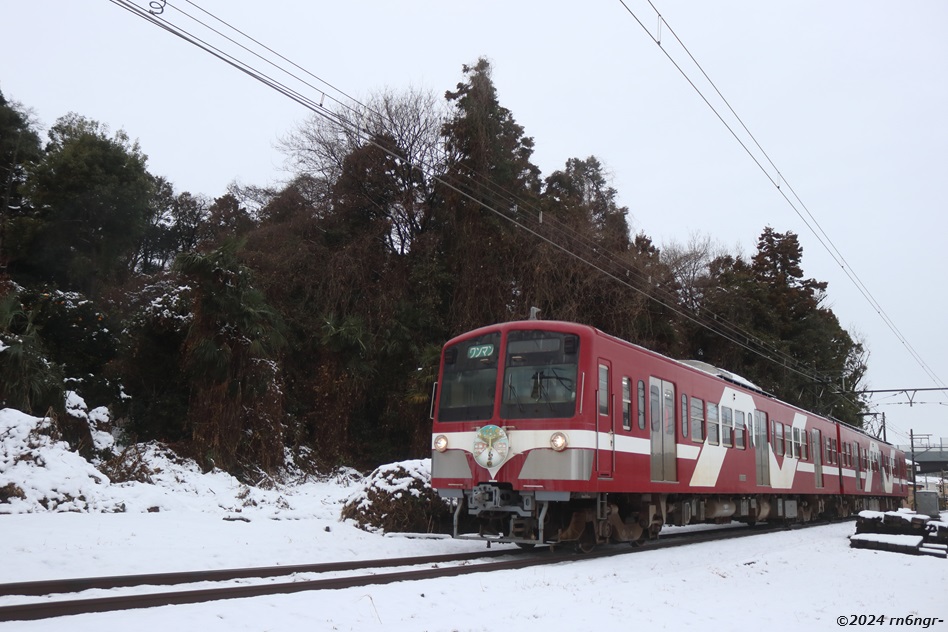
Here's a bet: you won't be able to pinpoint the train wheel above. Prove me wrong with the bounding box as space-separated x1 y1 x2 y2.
575 523 597 553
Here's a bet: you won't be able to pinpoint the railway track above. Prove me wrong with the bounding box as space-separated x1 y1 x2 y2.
0 520 828 622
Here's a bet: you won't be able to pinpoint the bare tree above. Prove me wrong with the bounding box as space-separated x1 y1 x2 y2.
661 232 736 311
278 87 446 254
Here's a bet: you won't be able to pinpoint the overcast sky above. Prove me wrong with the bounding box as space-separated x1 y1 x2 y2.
2 1 946 445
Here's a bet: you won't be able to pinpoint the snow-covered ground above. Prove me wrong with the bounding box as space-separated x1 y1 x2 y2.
2 408 946 631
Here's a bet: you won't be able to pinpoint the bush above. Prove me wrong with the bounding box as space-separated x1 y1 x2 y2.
340 459 453 534
0 286 65 414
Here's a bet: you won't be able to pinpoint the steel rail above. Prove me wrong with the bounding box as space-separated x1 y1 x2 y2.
0 549 517 597
0 520 831 622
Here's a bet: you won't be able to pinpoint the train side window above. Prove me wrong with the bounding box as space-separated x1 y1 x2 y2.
774 423 785 457
681 394 689 438
706 403 719 445
721 406 733 447
637 381 646 430
690 397 704 442
598 364 610 415
650 383 661 431
800 431 808 460
792 427 801 458
734 410 746 449
622 378 632 430
664 386 676 436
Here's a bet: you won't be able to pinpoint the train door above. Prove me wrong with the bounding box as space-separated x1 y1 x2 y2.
812 429 824 488
855 442 864 491
597 361 614 478
754 410 770 486
649 377 677 482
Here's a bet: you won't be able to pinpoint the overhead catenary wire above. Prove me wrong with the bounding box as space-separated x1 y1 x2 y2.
109 0 858 396
617 0 947 400
111 0 873 415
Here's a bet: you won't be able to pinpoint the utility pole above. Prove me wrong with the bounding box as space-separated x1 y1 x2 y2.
909 430 933 512
911 430 916 510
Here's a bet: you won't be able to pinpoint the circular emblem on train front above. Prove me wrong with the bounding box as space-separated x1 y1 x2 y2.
473 425 509 470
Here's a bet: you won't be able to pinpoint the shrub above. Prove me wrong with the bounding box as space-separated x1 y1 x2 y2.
340 459 453 534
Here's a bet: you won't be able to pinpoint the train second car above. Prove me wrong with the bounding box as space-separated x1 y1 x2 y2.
430 320 908 549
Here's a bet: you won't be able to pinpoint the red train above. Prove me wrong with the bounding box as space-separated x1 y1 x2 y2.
430 320 909 548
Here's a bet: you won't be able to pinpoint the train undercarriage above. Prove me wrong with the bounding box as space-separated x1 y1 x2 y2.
450 483 903 551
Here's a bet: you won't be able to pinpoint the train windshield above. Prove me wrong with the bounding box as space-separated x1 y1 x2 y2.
437 332 501 422
501 330 579 419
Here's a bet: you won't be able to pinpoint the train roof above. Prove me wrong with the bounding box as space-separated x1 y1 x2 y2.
675 359 768 395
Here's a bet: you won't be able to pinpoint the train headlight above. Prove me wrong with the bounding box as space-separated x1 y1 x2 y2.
550 432 569 452
434 434 449 453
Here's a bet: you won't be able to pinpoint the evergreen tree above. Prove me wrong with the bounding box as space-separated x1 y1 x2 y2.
15 114 153 296
438 58 542 330
685 227 867 424
174 239 287 473
133 179 209 273
0 91 42 268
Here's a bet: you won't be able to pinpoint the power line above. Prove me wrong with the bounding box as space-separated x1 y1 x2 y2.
616 1 947 399
110 0 868 414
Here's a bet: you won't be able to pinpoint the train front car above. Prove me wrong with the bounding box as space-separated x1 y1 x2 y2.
430 321 598 547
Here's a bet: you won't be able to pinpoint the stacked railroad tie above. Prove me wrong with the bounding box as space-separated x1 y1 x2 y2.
850 510 948 558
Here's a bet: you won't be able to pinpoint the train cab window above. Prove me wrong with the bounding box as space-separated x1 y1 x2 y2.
774 422 785 457
637 381 646 430
622 378 632 430
706 403 719 445
502 330 580 420
438 332 500 422
721 406 733 447
734 411 746 449
690 397 704 442
681 394 689 438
